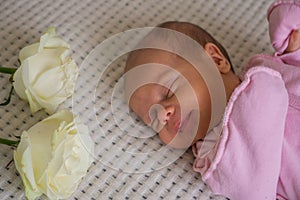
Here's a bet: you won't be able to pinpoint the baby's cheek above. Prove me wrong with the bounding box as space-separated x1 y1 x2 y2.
158 129 174 145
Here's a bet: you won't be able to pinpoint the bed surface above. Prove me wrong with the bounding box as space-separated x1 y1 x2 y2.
0 0 274 199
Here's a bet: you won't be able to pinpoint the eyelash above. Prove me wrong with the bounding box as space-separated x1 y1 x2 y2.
166 79 176 99
166 88 173 99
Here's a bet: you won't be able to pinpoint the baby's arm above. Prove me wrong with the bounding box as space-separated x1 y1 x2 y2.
267 1 300 54
194 67 289 199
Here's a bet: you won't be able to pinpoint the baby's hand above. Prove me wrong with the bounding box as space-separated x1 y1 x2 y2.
267 1 300 54
285 29 300 53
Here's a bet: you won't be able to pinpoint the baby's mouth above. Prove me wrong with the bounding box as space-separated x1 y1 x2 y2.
177 110 198 136
177 112 191 133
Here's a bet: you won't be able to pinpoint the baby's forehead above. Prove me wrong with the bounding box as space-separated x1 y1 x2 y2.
125 49 185 71
124 53 186 103
132 83 165 99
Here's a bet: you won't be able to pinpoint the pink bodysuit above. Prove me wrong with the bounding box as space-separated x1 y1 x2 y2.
193 1 300 199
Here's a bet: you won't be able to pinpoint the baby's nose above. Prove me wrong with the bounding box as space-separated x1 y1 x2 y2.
157 105 174 124
148 104 174 132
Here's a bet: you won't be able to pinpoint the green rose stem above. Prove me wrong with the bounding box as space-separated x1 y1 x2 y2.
0 67 16 105
0 64 19 148
0 137 19 169
0 67 18 168
0 137 19 147
0 66 17 74
0 85 14 106
0 66 19 168
0 137 19 168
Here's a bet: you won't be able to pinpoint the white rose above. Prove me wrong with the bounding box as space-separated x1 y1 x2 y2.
13 109 94 200
13 28 78 114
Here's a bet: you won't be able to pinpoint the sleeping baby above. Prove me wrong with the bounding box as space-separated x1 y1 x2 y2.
124 0 300 199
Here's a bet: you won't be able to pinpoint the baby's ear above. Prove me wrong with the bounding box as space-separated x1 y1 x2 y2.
204 43 231 74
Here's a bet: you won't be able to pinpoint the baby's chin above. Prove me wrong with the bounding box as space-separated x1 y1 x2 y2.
158 113 201 148
158 133 198 149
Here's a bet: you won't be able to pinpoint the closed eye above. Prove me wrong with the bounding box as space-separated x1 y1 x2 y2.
165 77 177 99
166 88 174 99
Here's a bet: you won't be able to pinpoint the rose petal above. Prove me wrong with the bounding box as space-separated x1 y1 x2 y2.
25 88 42 113
33 66 64 99
39 27 70 52
13 66 27 101
14 132 42 200
19 43 39 63
23 48 63 86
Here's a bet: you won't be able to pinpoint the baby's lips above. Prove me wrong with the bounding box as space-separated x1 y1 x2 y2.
178 110 198 137
174 120 181 132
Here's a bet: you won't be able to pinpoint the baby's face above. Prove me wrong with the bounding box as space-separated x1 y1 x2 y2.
125 49 211 148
